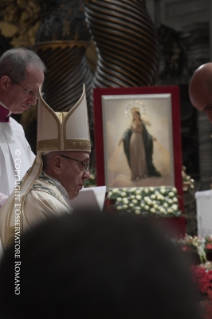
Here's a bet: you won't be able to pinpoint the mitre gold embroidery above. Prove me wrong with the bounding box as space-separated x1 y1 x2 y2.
37 140 59 151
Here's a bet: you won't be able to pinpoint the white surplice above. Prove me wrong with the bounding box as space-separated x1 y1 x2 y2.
0 115 35 259
0 117 35 196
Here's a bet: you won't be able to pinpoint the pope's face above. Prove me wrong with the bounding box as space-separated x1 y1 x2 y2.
4 64 44 114
59 151 90 200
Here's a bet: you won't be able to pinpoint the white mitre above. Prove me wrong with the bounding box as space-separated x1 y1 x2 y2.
37 83 90 154
18 83 91 197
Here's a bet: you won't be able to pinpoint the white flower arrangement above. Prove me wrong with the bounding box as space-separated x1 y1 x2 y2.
107 186 181 217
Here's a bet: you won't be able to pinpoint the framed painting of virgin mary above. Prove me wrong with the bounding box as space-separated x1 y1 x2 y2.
93 86 183 197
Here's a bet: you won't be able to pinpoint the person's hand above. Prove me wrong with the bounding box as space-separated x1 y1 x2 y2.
143 120 151 126
145 120 151 127
152 136 157 142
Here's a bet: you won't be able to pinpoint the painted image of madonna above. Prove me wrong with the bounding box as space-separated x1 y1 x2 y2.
119 109 161 181
102 96 174 188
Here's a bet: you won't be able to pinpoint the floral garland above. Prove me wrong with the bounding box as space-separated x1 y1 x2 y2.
174 235 212 264
107 186 181 217
182 165 195 192
174 235 212 319
191 262 212 319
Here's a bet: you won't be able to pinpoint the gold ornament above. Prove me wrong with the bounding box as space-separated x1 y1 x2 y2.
125 100 146 119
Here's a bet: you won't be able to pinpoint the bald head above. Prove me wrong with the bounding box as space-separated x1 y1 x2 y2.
189 63 212 122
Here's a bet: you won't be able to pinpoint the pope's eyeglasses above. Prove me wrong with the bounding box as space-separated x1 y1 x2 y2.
60 155 90 173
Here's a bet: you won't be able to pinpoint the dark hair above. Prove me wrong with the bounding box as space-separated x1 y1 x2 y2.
0 47 46 82
0 212 201 319
132 111 142 122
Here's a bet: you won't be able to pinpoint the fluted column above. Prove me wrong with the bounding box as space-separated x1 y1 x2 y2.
84 0 160 88
34 41 93 112
34 0 94 114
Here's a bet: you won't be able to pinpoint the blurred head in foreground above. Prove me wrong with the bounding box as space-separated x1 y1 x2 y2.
0 212 201 319
189 62 212 122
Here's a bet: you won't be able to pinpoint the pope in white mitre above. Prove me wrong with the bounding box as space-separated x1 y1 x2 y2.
0 84 91 251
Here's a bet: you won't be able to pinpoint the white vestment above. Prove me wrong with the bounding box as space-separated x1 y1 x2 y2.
0 118 35 196
0 113 35 258
0 171 72 251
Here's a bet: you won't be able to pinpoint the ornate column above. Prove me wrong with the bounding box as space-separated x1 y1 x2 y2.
34 0 93 113
83 0 160 88
34 41 93 112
